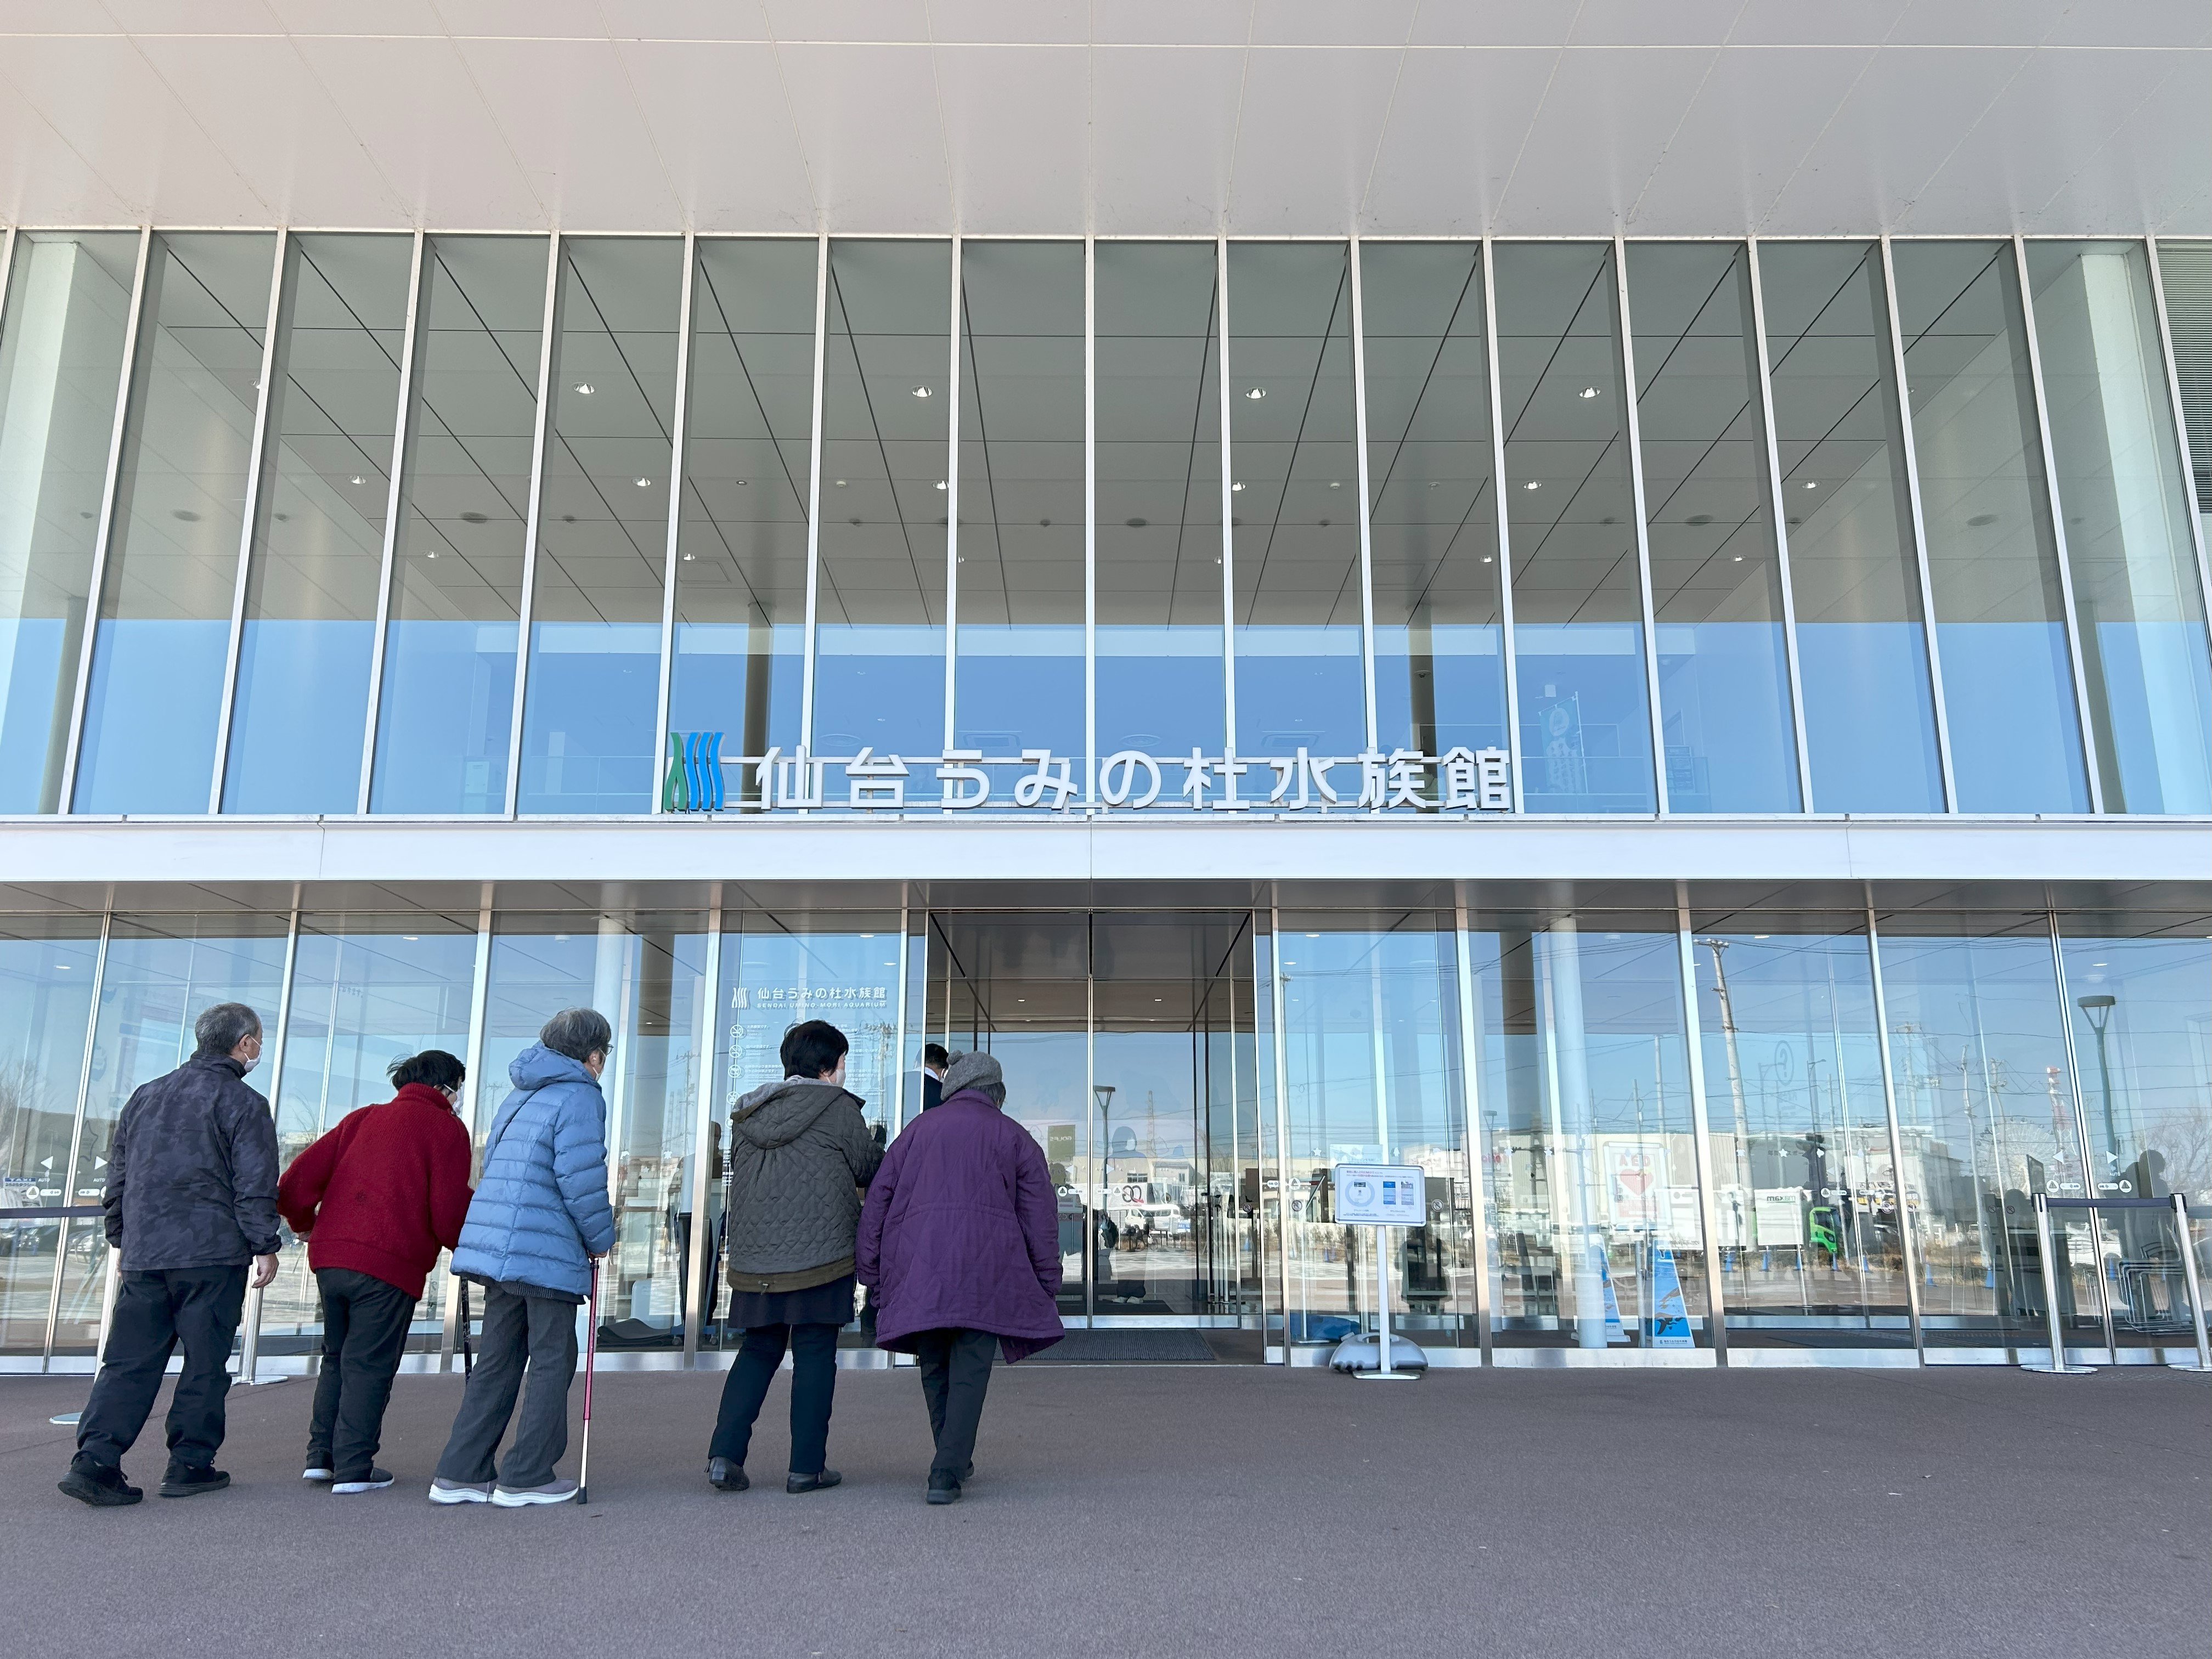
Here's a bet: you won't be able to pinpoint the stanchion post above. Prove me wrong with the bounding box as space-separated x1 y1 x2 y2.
2029 1194 2093 1374
1375 1224 1393 1378
238 1283 263 1385
2174 1193 2210 1375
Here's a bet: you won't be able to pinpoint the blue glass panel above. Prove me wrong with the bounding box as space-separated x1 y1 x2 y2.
225 618 374 811
369 236 546 814
1493 242 1656 814
0 232 138 812
74 233 275 814
1793 621 1942 811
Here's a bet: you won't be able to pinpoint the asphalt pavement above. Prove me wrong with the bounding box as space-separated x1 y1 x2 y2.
3 1361 2204 1658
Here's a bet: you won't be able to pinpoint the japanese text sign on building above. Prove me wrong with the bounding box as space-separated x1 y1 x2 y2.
664 737 1514 816
1333 1164 1426 1227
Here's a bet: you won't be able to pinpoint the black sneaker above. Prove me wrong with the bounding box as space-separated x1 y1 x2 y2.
785 1468 842 1494
706 1457 749 1492
59 1463 143 1508
331 1468 395 1494
159 1465 230 1499
926 1473 962 1505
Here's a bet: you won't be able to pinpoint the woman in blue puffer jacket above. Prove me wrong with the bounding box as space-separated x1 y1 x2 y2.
430 1009 618 1509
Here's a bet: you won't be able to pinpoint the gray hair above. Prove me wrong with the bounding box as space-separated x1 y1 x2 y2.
940 1050 1005 1108
194 1002 262 1057
539 1007 613 1064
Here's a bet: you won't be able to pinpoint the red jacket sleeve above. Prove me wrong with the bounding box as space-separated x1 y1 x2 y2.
276 1114 348 1235
429 1112 474 1252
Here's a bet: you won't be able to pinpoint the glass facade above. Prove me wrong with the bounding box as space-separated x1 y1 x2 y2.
3 878 2191 1372
3 232 2198 822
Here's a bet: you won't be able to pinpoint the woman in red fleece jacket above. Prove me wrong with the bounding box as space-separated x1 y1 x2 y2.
277 1050 473 1493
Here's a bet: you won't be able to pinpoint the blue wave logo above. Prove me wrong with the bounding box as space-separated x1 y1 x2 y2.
662 731 725 812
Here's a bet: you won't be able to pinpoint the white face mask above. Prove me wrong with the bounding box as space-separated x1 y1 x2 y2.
239 1056 260 1076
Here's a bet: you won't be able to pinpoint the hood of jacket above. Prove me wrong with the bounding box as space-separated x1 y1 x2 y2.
508 1042 596 1093
731 1076 863 1150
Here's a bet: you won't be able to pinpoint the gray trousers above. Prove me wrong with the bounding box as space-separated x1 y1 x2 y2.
434 1283 578 1489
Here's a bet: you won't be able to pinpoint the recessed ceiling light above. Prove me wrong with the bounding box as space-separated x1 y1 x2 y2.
834 479 848 488
682 552 695 561
735 479 749 487
1429 481 1441 489
1803 481 1819 490
1733 554 1744 561
426 550 438 559
574 382 595 395
1244 387 1266 400
1578 386 1599 399
1481 555 1493 563
403 934 419 941
350 475 364 486
935 480 947 490
912 385 932 398
634 476 653 487
1522 481 1542 490
1328 481 1341 489
1231 481 1246 492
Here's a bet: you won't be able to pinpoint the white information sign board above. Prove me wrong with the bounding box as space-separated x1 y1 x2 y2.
1335 1164 1424 1227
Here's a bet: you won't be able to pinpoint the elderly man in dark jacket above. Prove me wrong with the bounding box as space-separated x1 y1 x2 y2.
705 1019 882 1496
60 1002 280 1508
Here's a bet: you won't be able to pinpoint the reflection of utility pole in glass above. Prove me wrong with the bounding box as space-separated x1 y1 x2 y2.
1092 1084 1116 1299
2076 994 2119 1172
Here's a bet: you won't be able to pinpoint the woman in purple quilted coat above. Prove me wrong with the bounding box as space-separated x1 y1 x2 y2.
856 1050 1062 1505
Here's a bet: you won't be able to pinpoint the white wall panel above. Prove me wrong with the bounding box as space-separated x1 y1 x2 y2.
774 41 951 232
1226 46 1402 234
1088 46 1244 236
619 40 818 233
934 43 1088 234
1357 48 1553 234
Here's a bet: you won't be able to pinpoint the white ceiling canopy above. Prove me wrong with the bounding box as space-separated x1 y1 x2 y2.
0 2 2204 237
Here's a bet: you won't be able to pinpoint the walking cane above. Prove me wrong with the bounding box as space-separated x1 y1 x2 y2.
577 1259 600 1504
458 1277 473 1378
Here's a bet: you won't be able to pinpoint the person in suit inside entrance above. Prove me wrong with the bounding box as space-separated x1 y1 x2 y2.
918 1043 949 1114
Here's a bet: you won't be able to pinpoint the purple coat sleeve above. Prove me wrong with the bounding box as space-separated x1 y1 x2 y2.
855 1132 902 1287
1011 1128 1062 1298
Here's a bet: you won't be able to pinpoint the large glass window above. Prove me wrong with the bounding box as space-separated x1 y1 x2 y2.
369 236 547 814
482 911 709 1352
1686 912 1909 1346
1493 244 1656 814
1359 243 1506 758
2026 241 2212 816
1475 908 1708 1349
952 241 1086 798
222 235 413 814
74 234 276 815
1757 241 1945 813
810 241 952 789
2155 242 2210 554
2057 916 2211 1351
1875 912 2089 1346
1276 912 1476 1352
1226 244 1367 758
0 919 100 1355
707 912 905 1348
1893 241 2090 814
262 913 477 1353
1094 242 1224 769
0 232 139 814
1628 243 1800 814
60 913 288 1353
518 239 682 815
667 239 815 800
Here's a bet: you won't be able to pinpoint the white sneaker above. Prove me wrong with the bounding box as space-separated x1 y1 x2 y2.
491 1477 579 1507
427 1476 493 1504
302 1465 334 1482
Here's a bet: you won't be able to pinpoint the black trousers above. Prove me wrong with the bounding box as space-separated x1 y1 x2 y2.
75 1265 249 1474
912 1327 996 1479
709 1322 838 1475
434 1283 578 1489
306 1267 416 1480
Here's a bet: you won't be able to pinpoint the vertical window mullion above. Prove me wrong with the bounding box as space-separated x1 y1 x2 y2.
652 232 698 813
1218 237 1238 757
208 229 291 814
503 234 563 819
1615 236 1669 815
1480 238 1525 810
1673 885 1728 1359
1348 238 1380 753
58 228 153 816
1861 892 1925 1356
682 881 723 1362
1451 882 1493 1364
441 884 495 1370
1745 239 1818 814
2146 239 2212 638
2010 235 2108 815
799 235 828 757
1878 235 1961 812
1084 237 1097 804
356 230 427 815
41 907 111 1367
942 236 962 754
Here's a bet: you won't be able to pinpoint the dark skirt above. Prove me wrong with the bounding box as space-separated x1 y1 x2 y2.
724 1272 856 1331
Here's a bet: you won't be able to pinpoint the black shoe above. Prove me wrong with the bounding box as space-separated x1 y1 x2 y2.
927 1474 962 1505
159 1465 230 1499
706 1457 749 1492
962 1460 975 1481
331 1468 395 1494
785 1468 842 1494
59 1463 142 1508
